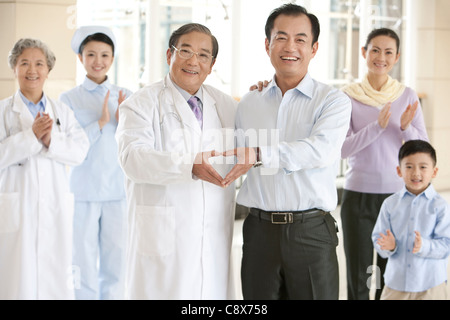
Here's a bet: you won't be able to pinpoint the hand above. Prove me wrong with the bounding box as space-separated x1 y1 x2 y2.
32 112 53 147
221 147 257 187
41 131 52 148
99 90 111 129
249 80 270 92
400 101 418 131
115 90 127 122
378 102 391 129
413 230 422 254
377 229 396 251
192 150 225 187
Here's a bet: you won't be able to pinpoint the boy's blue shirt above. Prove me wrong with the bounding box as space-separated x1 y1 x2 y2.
372 183 450 292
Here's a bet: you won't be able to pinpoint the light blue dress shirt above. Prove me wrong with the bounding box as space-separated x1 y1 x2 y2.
60 76 132 201
172 80 204 109
19 90 46 118
236 73 351 212
372 184 450 292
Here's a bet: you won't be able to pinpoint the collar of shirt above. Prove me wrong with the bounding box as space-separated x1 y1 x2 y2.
82 76 112 92
263 73 314 99
399 183 437 200
171 80 204 109
19 90 46 116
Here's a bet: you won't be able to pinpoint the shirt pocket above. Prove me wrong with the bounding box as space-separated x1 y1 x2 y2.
0 193 20 233
135 205 175 257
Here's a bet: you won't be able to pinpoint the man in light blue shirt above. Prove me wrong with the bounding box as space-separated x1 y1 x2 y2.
235 73 350 212
228 4 351 300
372 140 450 299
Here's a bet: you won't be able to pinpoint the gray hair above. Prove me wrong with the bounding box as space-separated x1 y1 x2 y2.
168 23 219 63
8 38 56 71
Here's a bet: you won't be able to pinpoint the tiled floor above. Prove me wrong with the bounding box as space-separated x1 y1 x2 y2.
231 190 450 300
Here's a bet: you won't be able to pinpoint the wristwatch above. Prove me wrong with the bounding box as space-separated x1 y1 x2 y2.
253 147 263 168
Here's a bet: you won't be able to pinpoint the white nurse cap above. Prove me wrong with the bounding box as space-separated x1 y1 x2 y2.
71 25 116 54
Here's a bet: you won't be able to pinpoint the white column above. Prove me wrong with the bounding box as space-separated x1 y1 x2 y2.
230 0 241 99
144 0 162 86
403 0 417 88
358 0 371 81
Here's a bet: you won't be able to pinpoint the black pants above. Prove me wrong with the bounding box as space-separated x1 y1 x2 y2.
241 210 339 300
340 190 390 300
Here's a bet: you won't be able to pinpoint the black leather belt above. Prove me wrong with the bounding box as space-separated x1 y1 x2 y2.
249 207 327 224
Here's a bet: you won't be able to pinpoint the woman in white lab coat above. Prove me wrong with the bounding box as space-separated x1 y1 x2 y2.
0 38 89 299
116 24 237 299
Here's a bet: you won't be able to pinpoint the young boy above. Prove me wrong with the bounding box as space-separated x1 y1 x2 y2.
372 139 450 300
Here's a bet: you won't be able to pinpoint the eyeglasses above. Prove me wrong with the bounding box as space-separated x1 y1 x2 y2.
171 45 214 64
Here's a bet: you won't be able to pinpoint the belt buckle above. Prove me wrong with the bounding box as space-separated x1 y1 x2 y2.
271 212 293 224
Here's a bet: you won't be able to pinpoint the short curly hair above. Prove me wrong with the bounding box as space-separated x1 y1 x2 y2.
8 38 56 71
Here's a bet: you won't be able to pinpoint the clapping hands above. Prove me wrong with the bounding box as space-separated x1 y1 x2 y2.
32 112 53 148
378 100 419 130
377 229 396 251
99 90 127 129
377 229 422 253
400 101 418 131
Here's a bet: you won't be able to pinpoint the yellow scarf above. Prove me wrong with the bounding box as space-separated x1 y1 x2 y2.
342 74 405 107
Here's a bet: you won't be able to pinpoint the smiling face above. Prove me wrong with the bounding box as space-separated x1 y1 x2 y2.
14 47 49 101
397 152 438 195
362 35 400 77
78 40 114 84
265 14 318 86
166 31 215 95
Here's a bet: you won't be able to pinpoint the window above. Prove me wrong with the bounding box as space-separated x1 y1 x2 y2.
76 0 406 92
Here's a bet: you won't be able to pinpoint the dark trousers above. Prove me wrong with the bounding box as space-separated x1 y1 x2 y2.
241 210 339 300
340 190 390 300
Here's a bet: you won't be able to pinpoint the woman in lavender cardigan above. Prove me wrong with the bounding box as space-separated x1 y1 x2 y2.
340 28 428 300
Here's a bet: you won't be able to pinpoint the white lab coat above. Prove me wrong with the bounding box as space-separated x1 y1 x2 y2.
0 92 89 300
116 75 237 299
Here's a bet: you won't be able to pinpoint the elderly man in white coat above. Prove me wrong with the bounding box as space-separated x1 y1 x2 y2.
0 38 89 299
116 23 238 299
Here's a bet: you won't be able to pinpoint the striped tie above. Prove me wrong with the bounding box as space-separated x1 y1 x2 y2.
187 96 203 129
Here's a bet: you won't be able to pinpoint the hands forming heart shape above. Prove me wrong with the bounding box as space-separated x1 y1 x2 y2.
192 147 257 188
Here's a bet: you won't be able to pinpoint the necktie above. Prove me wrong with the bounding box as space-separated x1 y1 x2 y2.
187 96 203 129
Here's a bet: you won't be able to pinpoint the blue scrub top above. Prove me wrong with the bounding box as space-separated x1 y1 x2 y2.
60 76 133 201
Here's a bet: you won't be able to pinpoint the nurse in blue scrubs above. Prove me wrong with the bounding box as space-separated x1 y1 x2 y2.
60 26 132 300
